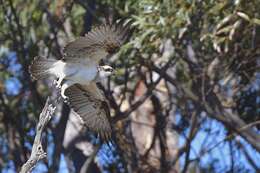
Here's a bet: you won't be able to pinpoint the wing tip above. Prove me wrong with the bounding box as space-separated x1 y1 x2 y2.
62 18 133 58
99 130 113 143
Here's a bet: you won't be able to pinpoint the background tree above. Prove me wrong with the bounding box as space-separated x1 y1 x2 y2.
0 0 259 172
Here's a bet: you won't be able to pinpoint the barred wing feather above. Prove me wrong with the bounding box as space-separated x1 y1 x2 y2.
63 22 129 64
65 84 112 141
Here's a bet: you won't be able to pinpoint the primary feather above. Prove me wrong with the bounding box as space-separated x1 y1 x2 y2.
62 22 130 64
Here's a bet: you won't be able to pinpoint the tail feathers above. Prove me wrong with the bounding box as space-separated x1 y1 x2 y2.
29 56 57 80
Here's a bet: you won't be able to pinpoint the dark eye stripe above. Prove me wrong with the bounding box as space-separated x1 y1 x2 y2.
104 68 113 72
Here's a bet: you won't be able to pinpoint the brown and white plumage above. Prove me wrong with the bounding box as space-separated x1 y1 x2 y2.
29 21 130 141
62 22 129 64
65 83 112 141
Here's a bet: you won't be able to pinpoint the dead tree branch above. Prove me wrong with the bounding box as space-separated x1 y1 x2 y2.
20 97 56 173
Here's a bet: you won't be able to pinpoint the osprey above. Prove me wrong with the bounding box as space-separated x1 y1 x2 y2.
29 21 129 141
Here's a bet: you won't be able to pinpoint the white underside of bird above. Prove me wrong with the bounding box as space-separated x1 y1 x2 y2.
29 56 113 99
50 60 98 99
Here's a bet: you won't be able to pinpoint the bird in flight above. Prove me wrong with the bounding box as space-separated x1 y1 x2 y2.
29 21 130 141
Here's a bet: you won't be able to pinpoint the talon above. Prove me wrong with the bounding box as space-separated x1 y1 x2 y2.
55 81 61 88
64 97 69 104
61 93 68 100
55 76 64 89
60 80 74 103
56 84 61 89
62 94 69 103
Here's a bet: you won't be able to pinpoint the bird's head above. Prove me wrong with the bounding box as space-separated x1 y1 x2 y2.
98 65 114 79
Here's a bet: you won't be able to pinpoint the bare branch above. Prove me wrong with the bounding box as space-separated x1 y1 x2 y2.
20 98 56 173
80 146 100 173
149 62 260 151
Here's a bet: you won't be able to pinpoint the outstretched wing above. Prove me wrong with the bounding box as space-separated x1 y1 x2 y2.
63 21 129 64
65 83 112 141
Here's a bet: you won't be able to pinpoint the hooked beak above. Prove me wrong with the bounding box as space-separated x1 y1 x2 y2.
111 69 116 76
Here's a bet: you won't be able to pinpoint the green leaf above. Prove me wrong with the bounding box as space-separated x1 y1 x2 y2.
252 18 260 25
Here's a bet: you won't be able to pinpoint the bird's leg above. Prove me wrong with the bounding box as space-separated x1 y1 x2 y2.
60 80 74 101
55 75 65 89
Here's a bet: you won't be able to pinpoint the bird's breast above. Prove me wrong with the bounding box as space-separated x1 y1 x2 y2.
66 63 97 85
